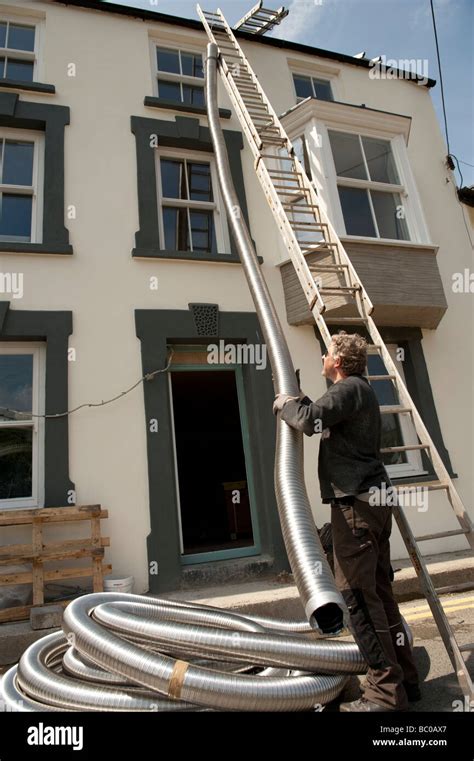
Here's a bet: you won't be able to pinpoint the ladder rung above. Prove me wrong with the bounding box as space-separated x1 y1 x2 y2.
319 286 360 294
282 203 320 210
268 169 301 176
308 264 349 272
459 643 474 652
366 345 382 354
325 317 367 324
274 185 305 192
396 480 448 491
380 444 430 453
366 374 396 381
435 582 474 596
300 240 337 247
414 528 467 541
303 249 336 258
290 222 329 230
262 155 295 161
380 405 412 414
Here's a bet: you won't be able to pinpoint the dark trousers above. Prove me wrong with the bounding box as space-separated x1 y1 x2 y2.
331 498 419 709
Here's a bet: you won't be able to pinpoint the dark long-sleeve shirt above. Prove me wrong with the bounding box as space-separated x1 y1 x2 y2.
280 374 389 502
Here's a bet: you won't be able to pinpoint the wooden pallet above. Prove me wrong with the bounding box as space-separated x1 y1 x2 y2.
0 505 111 623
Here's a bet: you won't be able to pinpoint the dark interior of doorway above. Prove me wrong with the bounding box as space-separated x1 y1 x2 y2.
171 369 254 555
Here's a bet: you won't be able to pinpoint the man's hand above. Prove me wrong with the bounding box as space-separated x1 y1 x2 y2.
273 392 304 415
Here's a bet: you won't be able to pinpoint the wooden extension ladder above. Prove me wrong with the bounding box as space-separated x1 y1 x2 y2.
197 5 474 703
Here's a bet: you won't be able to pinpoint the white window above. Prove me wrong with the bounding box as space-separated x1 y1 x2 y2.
368 346 426 479
156 149 230 255
293 73 333 103
0 344 45 509
153 45 205 107
328 129 410 241
0 127 44 243
0 18 38 83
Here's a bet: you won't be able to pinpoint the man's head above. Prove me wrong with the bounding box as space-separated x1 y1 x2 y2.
322 331 368 382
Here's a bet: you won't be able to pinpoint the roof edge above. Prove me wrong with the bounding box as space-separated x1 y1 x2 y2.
50 0 436 88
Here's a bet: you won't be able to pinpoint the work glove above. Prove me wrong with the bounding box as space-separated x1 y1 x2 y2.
273 391 304 415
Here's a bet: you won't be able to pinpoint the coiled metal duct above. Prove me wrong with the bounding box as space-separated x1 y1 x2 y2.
2 595 365 712
0 42 369 713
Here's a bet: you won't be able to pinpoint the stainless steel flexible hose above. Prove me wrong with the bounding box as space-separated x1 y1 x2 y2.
0 42 369 714
205 43 346 633
2 595 365 712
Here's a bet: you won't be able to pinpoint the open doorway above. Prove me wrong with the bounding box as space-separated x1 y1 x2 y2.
170 367 255 558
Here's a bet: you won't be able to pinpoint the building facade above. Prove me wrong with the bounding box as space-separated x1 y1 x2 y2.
0 0 472 594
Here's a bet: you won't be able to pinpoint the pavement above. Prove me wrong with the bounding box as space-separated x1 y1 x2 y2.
158 548 474 618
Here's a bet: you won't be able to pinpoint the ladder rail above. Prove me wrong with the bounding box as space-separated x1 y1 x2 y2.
393 504 473 698
199 6 330 334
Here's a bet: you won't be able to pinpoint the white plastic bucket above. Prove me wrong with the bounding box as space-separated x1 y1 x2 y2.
103 575 134 594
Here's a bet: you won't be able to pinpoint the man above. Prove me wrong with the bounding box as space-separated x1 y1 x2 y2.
273 331 420 712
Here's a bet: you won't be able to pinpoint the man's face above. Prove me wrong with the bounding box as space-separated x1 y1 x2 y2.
322 342 339 380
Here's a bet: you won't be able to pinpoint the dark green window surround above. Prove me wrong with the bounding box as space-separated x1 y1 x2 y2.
131 114 261 264
314 325 456 480
144 96 231 120
135 306 287 592
0 92 72 255
0 80 55 94
0 301 75 506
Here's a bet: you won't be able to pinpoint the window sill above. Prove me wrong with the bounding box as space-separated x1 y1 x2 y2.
0 502 40 511
144 96 231 119
339 236 437 252
0 242 73 255
0 79 56 95
132 247 263 264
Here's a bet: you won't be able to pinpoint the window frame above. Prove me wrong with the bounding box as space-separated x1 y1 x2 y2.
0 342 45 510
150 41 205 106
370 344 427 480
292 72 334 104
0 126 44 244
326 127 411 242
0 12 43 84
155 146 231 256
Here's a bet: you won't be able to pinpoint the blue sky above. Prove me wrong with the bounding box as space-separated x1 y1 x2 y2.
103 0 473 186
